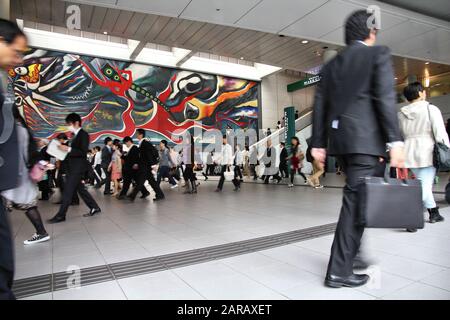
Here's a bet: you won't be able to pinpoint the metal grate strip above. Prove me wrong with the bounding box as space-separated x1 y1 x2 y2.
14 222 336 299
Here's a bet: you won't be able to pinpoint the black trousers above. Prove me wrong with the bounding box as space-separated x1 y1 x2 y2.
0 204 15 300
102 165 111 193
280 163 289 178
56 169 99 218
217 165 239 190
38 178 51 199
129 168 164 199
327 154 385 277
157 166 177 186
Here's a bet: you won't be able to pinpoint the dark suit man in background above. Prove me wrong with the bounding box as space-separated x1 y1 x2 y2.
0 18 28 300
128 129 164 201
49 113 101 223
101 137 113 195
311 10 405 288
279 142 289 178
117 136 140 199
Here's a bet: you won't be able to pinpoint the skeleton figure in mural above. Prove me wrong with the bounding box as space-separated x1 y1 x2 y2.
9 49 259 143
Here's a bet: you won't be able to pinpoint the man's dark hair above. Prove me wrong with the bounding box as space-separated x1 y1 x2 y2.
403 82 424 102
123 136 132 143
222 135 227 139
65 113 82 125
0 19 26 44
104 137 112 145
113 139 121 146
280 142 285 146
136 129 145 137
160 139 168 147
95 146 101 151
344 10 372 45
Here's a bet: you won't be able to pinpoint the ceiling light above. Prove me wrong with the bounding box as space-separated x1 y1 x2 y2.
103 31 108 35
301 40 309 44
240 57 244 60
425 61 430 65
394 77 398 80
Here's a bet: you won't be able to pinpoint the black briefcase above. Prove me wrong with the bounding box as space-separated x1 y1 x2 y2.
357 177 424 229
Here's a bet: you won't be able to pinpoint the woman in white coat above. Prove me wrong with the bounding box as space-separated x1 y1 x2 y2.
398 82 449 225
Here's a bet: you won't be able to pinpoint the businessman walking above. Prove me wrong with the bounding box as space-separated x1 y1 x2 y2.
310 10 405 288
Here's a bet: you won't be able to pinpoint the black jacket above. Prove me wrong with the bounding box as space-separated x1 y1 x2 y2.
123 145 139 172
67 129 90 173
101 146 112 168
311 42 402 157
138 139 158 170
280 147 288 165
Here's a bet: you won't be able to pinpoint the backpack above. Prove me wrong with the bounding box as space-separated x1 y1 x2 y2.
306 145 314 163
148 143 160 165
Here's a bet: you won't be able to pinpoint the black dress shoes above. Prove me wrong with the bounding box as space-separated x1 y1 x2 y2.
325 273 369 288
153 196 165 201
140 192 150 199
48 215 66 224
116 194 127 200
83 208 101 217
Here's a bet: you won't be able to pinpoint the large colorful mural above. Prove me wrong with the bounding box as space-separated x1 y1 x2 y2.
8 48 259 143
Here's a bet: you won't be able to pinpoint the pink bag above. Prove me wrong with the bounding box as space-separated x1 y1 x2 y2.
29 163 46 183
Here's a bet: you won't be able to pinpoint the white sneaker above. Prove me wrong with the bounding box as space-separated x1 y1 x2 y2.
288 184 294 188
170 184 178 189
24 233 50 245
314 185 324 189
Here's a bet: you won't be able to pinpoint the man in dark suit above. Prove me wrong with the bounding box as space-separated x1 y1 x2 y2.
128 129 165 201
49 113 101 223
279 142 289 178
117 136 140 199
101 137 113 195
311 10 405 288
0 18 28 300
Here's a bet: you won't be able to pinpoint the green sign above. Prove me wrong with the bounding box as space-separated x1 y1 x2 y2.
287 75 321 92
284 106 295 152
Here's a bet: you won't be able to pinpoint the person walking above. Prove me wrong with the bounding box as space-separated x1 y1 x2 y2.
109 139 122 197
215 135 235 192
249 146 259 180
0 18 28 299
279 142 289 179
101 137 113 195
307 144 324 189
182 136 197 194
310 10 404 288
1 105 51 245
242 146 251 178
117 136 139 199
398 82 449 227
262 139 282 184
93 146 104 188
48 113 101 223
128 129 164 201
287 137 307 187
157 140 178 189
37 139 52 200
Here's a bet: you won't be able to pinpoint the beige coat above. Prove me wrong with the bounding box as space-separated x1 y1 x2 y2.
398 100 450 168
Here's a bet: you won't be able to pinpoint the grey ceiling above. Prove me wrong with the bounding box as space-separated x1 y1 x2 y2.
379 0 450 22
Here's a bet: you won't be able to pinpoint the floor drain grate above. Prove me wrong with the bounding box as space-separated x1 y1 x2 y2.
14 222 336 299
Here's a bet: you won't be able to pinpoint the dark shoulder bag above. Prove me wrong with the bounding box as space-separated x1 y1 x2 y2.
427 103 450 171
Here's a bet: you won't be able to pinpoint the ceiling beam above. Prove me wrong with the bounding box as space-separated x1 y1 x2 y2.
129 40 146 60
175 50 195 67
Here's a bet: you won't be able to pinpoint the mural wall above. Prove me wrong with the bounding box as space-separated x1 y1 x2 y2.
8 48 259 143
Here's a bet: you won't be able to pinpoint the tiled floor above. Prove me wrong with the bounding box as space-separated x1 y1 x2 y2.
10 173 450 299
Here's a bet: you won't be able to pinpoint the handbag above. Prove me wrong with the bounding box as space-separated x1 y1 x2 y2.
427 103 450 170
29 162 46 183
357 176 424 229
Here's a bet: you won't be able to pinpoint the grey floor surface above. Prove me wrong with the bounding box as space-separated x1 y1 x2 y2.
11 173 450 300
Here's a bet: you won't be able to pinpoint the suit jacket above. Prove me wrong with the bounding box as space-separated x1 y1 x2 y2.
279 147 288 165
311 42 402 157
138 139 157 171
0 78 19 191
67 129 90 173
123 145 139 172
101 145 112 168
